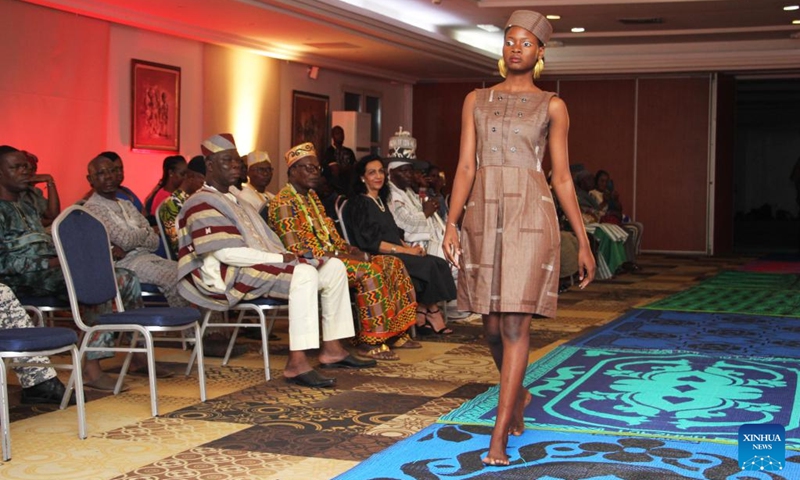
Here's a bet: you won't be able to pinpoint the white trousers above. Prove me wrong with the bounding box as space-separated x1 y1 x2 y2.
288 258 354 351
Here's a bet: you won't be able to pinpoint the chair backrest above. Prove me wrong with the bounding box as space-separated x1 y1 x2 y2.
52 206 123 325
155 199 174 261
336 198 350 243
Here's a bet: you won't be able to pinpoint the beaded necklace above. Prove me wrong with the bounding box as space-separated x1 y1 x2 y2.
288 184 334 250
365 193 386 212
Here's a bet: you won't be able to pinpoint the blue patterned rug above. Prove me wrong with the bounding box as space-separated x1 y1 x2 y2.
570 309 800 358
439 346 800 450
335 424 800 479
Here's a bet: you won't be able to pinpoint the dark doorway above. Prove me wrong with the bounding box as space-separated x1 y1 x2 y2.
733 78 800 253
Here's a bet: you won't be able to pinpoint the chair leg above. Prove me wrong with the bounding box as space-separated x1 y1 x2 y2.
62 330 92 409
192 322 206 403
186 310 211 376
0 359 11 461
143 332 158 417
223 311 247 366
69 346 87 439
259 310 270 382
116 330 139 395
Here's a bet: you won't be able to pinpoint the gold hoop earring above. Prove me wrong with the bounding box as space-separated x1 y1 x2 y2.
498 58 508 78
533 58 545 80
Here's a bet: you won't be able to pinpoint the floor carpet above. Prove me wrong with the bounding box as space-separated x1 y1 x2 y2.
335 424 800 480
643 286 800 316
570 308 800 358
1 254 773 479
439 345 800 449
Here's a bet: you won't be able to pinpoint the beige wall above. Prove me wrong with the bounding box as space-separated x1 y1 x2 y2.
106 23 205 202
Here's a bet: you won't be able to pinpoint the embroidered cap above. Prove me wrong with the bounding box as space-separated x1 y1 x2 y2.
506 10 553 44
246 150 271 167
285 142 316 168
386 127 428 171
201 133 237 156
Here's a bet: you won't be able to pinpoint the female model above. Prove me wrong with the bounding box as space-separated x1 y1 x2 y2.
442 10 596 466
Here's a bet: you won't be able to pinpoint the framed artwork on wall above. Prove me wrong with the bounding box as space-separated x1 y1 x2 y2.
131 59 181 152
291 90 329 154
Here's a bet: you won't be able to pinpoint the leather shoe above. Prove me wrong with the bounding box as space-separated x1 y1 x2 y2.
21 377 74 405
320 354 377 369
284 369 335 388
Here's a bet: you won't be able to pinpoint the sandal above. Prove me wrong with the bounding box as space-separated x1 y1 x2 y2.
390 333 422 349
418 308 454 335
357 343 399 361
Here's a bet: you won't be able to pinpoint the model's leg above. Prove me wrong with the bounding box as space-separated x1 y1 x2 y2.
484 312 531 466
483 312 531 437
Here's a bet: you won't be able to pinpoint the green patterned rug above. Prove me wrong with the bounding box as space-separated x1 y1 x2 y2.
439 346 800 450
642 286 800 316
700 270 800 290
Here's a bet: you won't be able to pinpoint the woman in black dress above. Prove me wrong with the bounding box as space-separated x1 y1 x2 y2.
345 155 456 335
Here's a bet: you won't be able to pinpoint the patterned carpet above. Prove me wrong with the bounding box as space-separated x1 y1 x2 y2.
0 254 761 479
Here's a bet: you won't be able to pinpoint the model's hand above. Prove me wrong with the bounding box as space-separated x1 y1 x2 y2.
576 245 596 289
442 224 462 269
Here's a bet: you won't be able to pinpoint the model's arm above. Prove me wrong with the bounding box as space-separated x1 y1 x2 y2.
442 91 478 267
547 97 596 288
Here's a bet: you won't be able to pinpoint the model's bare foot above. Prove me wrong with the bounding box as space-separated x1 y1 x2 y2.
483 431 510 466
509 389 532 436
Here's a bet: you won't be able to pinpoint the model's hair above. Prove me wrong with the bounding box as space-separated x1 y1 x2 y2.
352 154 389 202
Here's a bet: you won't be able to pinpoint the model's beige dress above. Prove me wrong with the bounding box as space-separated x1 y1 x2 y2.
458 88 560 317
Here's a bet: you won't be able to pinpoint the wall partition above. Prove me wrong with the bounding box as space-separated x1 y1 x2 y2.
413 74 716 254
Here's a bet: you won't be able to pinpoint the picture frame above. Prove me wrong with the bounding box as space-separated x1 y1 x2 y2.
131 59 181 152
291 90 329 154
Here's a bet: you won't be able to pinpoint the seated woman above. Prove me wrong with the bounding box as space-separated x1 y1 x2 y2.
268 143 420 361
591 170 644 260
143 155 187 220
346 155 456 335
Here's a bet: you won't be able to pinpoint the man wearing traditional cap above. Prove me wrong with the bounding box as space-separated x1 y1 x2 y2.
267 142 419 361
177 134 374 388
238 150 274 212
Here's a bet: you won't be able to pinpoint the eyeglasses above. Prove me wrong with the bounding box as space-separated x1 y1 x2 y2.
251 166 273 175
293 164 322 174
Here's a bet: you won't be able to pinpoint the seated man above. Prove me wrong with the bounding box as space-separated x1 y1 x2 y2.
268 142 419 361
159 155 206 257
0 145 144 390
81 151 144 212
84 155 189 312
177 134 374 387
0 282 68 404
18 150 61 228
238 150 275 212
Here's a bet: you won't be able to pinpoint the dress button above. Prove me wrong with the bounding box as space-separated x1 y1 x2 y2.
521 97 528 102
510 147 517 153
517 112 523 118
491 146 498 152
491 127 496 132
514 128 520 134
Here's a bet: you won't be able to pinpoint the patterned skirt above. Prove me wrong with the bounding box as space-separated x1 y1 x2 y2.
341 255 416 345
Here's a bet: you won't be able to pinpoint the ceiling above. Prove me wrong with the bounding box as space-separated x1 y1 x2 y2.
23 0 800 83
